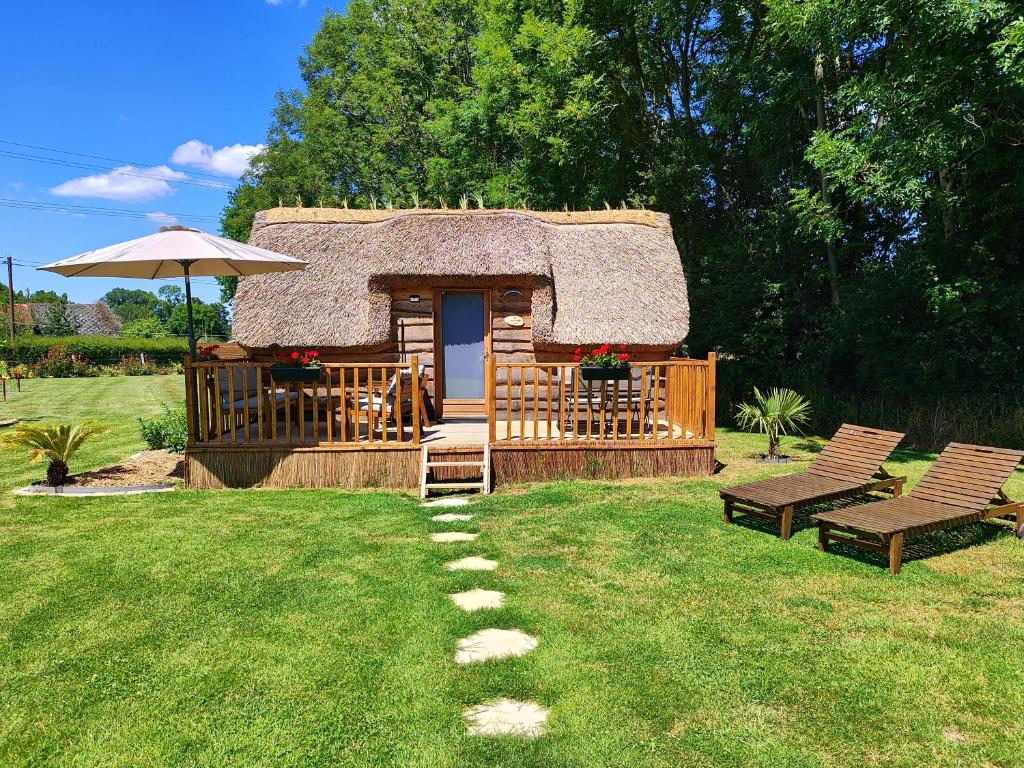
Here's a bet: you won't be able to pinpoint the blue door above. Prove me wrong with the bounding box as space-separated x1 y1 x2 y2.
441 292 486 408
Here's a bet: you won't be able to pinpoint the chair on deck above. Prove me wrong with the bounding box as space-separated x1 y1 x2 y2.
813 442 1024 574
341 365 430 439
215 366 296 437
721 424 906 540
562 366 654 437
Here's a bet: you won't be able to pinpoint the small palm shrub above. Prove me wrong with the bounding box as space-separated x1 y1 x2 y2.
735 387 812 460
1 422 109 486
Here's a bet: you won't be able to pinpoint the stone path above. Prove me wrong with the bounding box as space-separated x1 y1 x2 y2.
455 628 538 664
444 555 498 571
422 497 472 508
423 495 548 737
449 588 505 612
431 531 478 543
464 699 550 738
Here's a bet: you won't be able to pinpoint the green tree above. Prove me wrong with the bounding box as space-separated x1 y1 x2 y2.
165 301 230 341
39 301 80 336
102 288 159 323
121 317 168 339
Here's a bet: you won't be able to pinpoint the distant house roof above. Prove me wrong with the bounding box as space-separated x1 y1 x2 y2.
233 207 690 349
21 301 122 336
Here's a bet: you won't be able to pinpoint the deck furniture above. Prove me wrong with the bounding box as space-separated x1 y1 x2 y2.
335 365 430 440
721 424 906 540
214 365 295 438
813 442 1024 574
563 366 654 437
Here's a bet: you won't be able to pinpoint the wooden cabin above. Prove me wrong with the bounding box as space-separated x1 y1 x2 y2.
184 207 715 492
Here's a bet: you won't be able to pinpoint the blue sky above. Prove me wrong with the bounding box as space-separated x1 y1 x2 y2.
0 0 340 304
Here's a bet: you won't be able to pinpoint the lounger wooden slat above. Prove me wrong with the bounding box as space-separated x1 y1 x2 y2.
721 424 906 540
813 442 1024 573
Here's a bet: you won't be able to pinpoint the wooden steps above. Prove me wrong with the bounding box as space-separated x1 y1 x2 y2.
420 444 492 498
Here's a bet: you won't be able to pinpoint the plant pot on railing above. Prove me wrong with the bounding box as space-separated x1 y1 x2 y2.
579 365 631 381
269 366 323 383
270 350 324 383
574 343 631 381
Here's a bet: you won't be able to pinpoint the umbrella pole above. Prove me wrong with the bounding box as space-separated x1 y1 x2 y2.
179 259 198 359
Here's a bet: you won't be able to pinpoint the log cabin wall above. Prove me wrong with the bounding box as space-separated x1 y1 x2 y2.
240 284 674 417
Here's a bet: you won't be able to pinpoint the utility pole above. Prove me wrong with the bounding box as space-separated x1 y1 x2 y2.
5 255 15 341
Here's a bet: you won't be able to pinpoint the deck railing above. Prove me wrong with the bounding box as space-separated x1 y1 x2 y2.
486 354 715 443
184 356 423 447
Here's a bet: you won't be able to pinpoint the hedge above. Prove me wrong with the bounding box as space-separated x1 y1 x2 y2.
0 336 190 366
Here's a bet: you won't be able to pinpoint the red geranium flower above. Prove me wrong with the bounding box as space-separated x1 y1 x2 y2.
290 351 300 361
618 352 629 362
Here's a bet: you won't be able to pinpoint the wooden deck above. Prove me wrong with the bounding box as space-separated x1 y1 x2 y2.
183 355 717 489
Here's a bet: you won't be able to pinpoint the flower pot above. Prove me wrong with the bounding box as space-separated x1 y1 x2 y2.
270 366 323 383
579 365 631 382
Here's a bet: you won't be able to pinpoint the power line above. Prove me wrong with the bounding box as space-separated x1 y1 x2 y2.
0 197 221 223
0 150 233 192
0 138 245 182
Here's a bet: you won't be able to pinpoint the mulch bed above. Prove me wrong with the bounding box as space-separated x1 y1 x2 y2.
44 450 185 488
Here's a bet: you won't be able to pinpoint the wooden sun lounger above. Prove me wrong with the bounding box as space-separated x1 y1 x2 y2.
721 424 906 540
813 442 1024 574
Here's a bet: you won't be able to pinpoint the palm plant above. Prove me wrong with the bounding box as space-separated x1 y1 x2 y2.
1 422 108 486
735 387 811 460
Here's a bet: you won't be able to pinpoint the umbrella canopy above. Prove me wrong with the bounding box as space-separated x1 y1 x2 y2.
39 226 307 279
39 226 307 356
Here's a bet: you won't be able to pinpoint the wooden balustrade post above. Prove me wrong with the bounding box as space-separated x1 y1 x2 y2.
411 356 421 445
487 355 497 443
706 352 716 441
183 354 197 446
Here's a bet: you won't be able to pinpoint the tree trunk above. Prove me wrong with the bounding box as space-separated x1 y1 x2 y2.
47 459 68 487
814 51 841 308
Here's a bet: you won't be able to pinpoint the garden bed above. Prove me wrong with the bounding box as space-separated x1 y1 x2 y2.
34 449 184 489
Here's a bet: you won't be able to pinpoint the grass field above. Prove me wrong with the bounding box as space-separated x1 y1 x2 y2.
1 376 1023 767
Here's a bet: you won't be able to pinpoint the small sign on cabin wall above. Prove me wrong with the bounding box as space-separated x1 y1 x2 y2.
504 315 525 327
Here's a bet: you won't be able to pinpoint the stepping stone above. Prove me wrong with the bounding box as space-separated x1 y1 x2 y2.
422 497 472 508
455 628 538 664
431 532 478 543
464 699 549 738
445 556 498 572
431 513 474 522
449 588 505 612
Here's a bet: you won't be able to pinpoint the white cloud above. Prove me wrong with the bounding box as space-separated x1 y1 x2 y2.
8 180 24 190
170 139 264 177
49 165 186 202
146 211 179 225
266 0 308 6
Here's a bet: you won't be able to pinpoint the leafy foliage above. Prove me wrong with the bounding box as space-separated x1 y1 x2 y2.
138 408 188 454
39 302 80 336
735 387 812 459
221 0 1024 445
0 421 108 486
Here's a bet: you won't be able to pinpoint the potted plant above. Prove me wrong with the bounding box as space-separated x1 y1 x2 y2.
735 387 811 463
574 344 631 381
270 349 324 383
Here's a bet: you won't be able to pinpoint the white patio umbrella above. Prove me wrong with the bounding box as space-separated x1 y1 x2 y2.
38 225 306 357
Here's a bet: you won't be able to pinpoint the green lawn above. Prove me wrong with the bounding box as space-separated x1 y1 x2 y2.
1 377 1023 767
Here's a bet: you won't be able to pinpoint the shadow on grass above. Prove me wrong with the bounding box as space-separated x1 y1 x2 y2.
729 491 1019 570
825 522 1013 572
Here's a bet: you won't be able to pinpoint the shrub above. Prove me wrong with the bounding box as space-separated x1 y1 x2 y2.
0 422 109 486
117 355 160 376
139 408 188 453
31 345 96 378
0 335 189 368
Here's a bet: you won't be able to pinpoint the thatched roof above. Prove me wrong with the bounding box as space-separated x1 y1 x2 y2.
21 301 122 336
233 208 689 348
